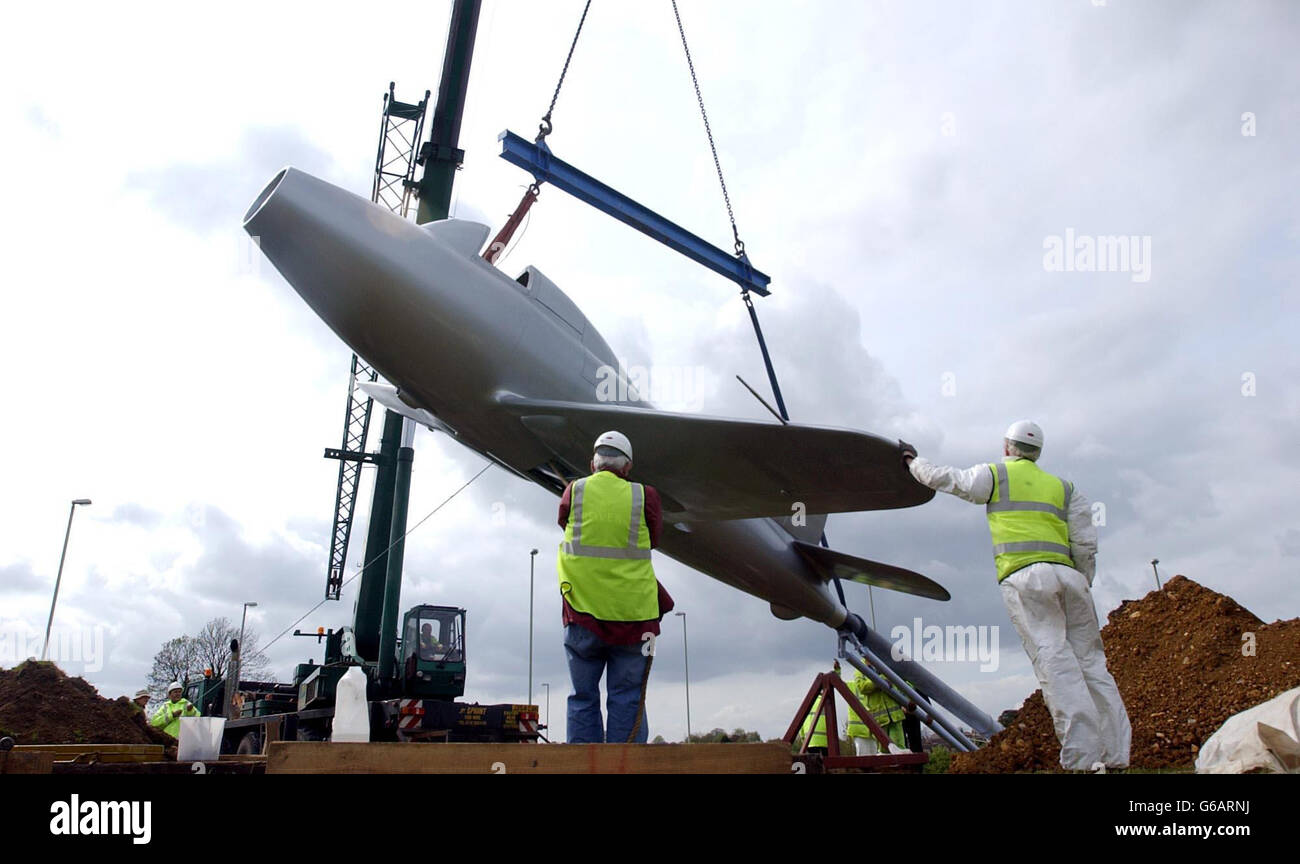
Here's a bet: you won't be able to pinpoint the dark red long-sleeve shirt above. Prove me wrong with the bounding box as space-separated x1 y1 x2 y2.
557 472 674 645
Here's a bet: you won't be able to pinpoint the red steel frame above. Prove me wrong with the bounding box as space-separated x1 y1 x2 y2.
782 669 929 771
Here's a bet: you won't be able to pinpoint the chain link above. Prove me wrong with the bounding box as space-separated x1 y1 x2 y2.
671 0 745 257
538 0 593 143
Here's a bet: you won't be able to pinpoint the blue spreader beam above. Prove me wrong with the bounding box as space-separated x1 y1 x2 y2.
497 129 770 296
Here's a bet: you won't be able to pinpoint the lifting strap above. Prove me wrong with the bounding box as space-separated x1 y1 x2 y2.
482 183 540 265
483 0 590 261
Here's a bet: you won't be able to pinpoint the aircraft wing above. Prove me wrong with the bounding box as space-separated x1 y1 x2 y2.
498 396 933 520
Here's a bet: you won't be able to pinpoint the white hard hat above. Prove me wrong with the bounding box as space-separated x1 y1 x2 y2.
168 681 183 692
1004 420 1044 449
134 689 149 699
594 430 632 461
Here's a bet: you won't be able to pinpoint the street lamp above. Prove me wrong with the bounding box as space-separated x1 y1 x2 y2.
541 682 550 737
41 499 91 660
1151 558 1162 590
227 601 258 719
529 548 538 707
675 611 691 741
239 602 258 650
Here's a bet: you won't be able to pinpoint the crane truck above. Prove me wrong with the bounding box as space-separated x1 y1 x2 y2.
187 602 540 754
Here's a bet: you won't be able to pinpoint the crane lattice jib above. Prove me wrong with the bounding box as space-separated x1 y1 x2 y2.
325 83 430 601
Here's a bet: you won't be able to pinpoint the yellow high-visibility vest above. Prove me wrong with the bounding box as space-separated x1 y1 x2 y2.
846 670 906 748
801 695 829 749
150 697 199 738
985 458 1075 581
557 471 657 621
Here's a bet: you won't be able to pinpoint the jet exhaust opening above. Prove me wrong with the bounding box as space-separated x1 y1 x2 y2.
244 168 290 226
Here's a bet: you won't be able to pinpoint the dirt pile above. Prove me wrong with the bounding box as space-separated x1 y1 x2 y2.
952 575 1300 773
0 661 174 747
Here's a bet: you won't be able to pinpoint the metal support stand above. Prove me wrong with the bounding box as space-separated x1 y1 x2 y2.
782 666 928 773
838 634 978 753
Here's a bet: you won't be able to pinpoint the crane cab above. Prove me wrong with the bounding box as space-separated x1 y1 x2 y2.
401 605 467 699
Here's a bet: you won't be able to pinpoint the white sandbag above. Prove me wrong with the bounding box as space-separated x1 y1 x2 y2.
331 666 370 743
1194 686 1300 774
177 716 225 762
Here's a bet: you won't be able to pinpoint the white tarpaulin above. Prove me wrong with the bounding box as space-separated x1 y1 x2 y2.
1195 686 1300 774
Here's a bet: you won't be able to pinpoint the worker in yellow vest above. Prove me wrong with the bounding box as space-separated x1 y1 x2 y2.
846 668 907 755
800 693 829 754
904 421 1130 771
150 681 200 738
557 431 674 744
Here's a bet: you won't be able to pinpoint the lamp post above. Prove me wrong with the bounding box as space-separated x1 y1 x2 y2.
227 601 258 719
529 548 538 706
239 601 258 650
42 499 91 660
675 611 691 741
541 682 550 736
1151 558 1162 590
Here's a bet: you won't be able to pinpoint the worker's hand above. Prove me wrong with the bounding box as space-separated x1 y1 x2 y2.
899 440 917 465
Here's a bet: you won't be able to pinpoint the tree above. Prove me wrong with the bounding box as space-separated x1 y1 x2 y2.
146 618 273 703
192 617 271 682
688 727 762 744
146 636 199 701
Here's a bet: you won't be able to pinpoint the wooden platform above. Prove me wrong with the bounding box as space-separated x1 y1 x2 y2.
266 741 793 774
1 744 165 774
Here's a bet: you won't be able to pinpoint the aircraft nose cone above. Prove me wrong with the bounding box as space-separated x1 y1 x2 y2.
243 167 435 368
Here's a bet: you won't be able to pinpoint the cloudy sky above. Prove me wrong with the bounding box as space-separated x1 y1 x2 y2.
2 0 1296 743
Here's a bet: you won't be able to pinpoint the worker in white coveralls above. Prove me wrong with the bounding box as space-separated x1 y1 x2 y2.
902 421 1131 771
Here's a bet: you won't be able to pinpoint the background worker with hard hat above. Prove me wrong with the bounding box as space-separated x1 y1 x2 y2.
130 689 150 713
798 660 839 754
903 421 1131 771
150 681 200 738
847 667 907 755
800 693 830 755
557 431 674 743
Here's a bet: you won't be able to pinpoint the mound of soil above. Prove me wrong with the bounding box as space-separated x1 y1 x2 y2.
952 575 1300 773
0 661 174 748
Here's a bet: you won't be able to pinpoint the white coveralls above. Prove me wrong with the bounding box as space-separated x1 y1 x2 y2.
909 456 1131 770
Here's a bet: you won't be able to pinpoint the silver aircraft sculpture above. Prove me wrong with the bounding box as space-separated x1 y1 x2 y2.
244 167 999 737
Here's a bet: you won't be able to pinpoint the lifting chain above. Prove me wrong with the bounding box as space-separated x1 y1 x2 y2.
671 0 744 258
537 0 593 143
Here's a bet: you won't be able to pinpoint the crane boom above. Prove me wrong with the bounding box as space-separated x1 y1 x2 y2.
323 83 429 601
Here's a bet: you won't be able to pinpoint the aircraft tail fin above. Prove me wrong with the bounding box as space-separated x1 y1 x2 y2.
792 540 949 601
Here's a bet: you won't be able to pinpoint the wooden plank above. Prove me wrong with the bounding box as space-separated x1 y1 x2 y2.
14 744 162 755
260 716 282 754
0 750 58 774
51 760 263 775
10 744 164 764
824 752 929 771
267 742 793 775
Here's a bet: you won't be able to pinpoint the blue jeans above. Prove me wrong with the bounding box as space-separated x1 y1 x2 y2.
564 624 652 744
